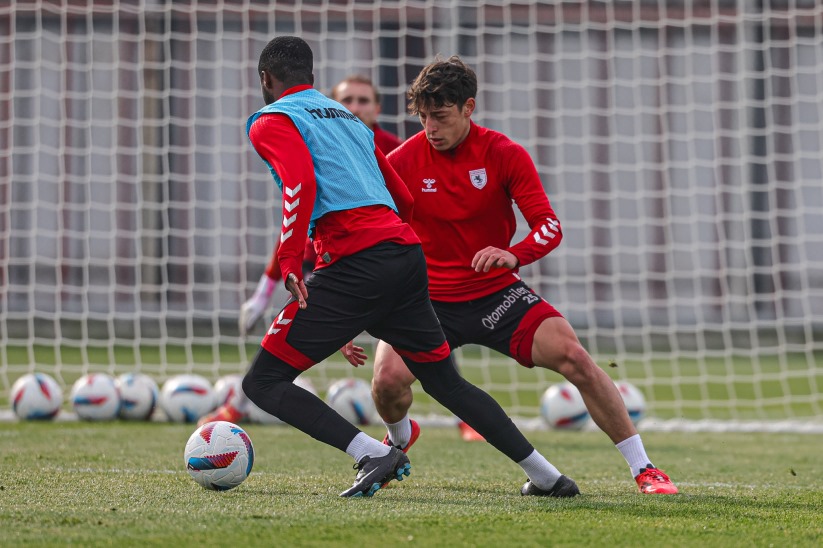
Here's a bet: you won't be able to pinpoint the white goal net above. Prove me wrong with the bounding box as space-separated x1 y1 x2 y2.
2 0 822 430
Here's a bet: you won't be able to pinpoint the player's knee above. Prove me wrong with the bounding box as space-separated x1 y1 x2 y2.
242 367 288 410
241 372 266 408
372 364 410 400
553 343 599 385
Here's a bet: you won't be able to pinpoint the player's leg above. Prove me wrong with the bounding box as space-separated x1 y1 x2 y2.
371 340 420 451
202 259 319 428
241 257 413 497
372 341 482 446
372 340 415 423
528 316 677 493
243 345 410 497
371 245 577 496
398 352 576 497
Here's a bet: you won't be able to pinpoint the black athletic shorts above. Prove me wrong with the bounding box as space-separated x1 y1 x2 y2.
432 280 563 367
260 242 448 370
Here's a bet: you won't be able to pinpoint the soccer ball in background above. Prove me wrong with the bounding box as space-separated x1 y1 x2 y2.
10 373 63 420
325 378 377 426
160 374 216 423
70 373 121 421
247 376 318 425
540 381 590 431
213 374 244 409
184 420 254 491
615 380 647 425
116 373 159 421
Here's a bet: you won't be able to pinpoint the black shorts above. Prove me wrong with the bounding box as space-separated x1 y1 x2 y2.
260 242 448 370
432 280 563 367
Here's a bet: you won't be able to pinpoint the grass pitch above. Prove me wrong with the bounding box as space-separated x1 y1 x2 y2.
1 421 821 547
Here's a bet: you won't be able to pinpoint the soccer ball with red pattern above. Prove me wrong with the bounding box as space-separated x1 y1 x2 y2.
116 373 159 421
70 373 121 421
160 374 216 423
539 382 590 431
325 378 377 426
184 421 254 490
10 373 63 420
213 374 244 410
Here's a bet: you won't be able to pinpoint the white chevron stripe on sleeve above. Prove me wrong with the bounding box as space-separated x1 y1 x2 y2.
284 197 300 212
285 183 302 198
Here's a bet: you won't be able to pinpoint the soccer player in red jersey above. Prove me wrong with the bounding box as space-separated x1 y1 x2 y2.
239 37 579 498
352 56 678 495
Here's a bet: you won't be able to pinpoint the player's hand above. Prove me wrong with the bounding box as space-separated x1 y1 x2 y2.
471 246 519 273
239 274 277 335
285 272 308 309
340 341 368 367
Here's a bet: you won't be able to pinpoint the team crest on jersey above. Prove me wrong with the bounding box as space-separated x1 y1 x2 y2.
469 168 487 189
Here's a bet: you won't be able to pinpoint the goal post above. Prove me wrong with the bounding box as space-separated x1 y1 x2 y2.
2 1 822 430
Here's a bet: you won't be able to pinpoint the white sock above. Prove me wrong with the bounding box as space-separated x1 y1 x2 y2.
345 432 391 463
384 415 412 448
615 434 653 477
517 450 562 491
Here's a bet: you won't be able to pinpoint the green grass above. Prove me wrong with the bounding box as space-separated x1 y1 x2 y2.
1 422 821 547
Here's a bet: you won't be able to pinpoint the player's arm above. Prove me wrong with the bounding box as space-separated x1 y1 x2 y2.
472 142 561 272
248 113 317 308
502 142 562 267
375 146 413 223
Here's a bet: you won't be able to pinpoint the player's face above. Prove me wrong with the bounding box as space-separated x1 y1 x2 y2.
418 98 474 152
334 81 380 128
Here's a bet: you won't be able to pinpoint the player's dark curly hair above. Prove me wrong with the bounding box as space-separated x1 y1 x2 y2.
258 36 313 86
407 55 477 115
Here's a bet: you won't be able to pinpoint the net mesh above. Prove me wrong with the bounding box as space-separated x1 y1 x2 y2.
2 0 822 428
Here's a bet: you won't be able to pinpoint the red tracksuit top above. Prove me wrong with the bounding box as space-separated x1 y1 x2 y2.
387 121 562 302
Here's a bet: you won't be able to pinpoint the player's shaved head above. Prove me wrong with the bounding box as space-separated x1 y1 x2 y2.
258 36 314 87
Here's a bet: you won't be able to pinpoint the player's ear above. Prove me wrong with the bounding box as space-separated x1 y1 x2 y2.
260 70 272 88
462 97 476 117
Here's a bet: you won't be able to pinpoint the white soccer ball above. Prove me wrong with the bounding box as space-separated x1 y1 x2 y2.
325 378 377 426
10 373 63 420
184 420 254 491
615 380 647 425
540 381 590 430
214 374 245 410
70 373 121 421
247 376 318 425
160 374 216 423
116 373 159 421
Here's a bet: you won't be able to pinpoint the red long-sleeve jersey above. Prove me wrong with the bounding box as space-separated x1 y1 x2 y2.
373 123 403 154
387 121 562 302
248 86 417 284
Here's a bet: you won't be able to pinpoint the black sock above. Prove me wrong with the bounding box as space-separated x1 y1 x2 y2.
403 355 534 462
242 347 360 452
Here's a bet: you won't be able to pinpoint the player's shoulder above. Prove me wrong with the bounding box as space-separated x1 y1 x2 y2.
387 131 428 165
474 123 523 149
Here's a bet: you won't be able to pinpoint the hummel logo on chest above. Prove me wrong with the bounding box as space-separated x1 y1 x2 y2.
422 178 437 193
